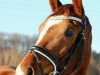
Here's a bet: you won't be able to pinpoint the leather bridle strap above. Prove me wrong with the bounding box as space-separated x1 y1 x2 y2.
32 51 44 75
31 46 59 75
58 31 85 75
28 16 86 75
30 33 85 75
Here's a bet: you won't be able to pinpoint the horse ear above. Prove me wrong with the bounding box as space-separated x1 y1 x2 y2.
49 0 62 12
72 0 84 17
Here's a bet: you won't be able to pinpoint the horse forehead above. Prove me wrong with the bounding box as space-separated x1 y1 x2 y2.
45 15 65 29
36 15 65 45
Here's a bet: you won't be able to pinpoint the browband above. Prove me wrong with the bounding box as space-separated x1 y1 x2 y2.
49 16 82 23
49 15 86 29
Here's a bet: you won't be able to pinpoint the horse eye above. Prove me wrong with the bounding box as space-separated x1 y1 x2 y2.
65 29 74 37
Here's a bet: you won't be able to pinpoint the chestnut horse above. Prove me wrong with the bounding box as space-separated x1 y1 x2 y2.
0 0 92 75
0 66 15 75
16 0 92 75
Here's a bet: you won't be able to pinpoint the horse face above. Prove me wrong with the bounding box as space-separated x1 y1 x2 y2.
16 0 91 75
36 1 84 59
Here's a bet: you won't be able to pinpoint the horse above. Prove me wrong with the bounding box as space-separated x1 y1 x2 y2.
1 0 92 75
15 0 92 75
0 66 15 75
16 0 92 75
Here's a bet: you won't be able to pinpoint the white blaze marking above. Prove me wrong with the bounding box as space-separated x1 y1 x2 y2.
35 15 65 45
16 64 24 75
16 53 30 75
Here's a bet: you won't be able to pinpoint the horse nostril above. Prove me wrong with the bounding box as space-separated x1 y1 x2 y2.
27 67 33 75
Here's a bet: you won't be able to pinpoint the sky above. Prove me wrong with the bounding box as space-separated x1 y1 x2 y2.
0 0 100 53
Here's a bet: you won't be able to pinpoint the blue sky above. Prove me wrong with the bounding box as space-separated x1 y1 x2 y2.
0 0 100 53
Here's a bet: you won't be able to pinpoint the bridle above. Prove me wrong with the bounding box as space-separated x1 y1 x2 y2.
28 15 86 75
29 16 86 75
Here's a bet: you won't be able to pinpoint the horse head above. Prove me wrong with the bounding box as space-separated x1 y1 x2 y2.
16 0 92 75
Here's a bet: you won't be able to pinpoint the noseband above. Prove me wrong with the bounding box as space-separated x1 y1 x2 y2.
28 16 86 75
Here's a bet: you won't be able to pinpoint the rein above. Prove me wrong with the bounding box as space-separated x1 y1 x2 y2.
28 16 86 75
